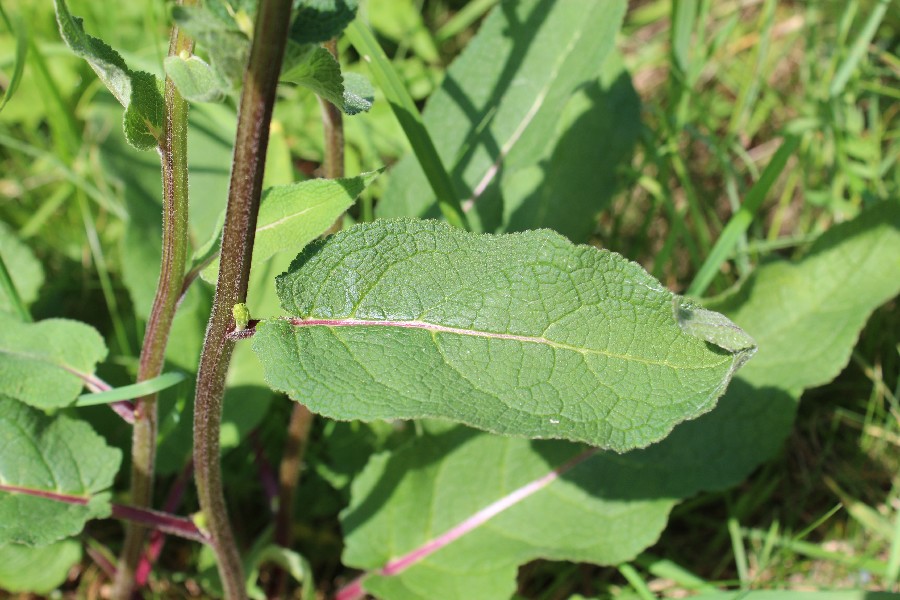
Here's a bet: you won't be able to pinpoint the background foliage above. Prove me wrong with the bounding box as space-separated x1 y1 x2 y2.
0 0 898 597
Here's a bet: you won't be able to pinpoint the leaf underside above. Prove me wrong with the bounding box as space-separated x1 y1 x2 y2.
253 219 753 452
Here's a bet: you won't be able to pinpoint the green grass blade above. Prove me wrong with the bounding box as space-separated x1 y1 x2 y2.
345 21 469 230
829 0 892 98
434 0 499 43
687 135 799 298
618 563 656 600
886 508 900 587
0 254 31 322
0 2 27 114
75 371 186 406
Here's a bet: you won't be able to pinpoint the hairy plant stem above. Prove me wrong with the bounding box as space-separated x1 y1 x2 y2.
111 6 194 598
269 39 343 599
193 0 293 597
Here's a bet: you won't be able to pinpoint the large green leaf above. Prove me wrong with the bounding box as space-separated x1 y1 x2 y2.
0 319 107 410
253 219 754 451
0 539 81 593
201 172 380 282
376 0 628 236
342 425 675 600
54 0 164 150
334 203 900 600
0 397 121 545
0 221 44 317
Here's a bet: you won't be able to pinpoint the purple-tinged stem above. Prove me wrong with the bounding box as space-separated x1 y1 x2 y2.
135 460 195 587
250 431 280 512
112 1 195 596
335 447 599 600
192 0 292 597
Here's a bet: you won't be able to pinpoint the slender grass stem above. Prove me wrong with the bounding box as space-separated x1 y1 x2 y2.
193 0 293 596
111 4 195 597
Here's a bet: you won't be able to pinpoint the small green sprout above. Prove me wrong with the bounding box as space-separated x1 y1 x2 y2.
232 302 251 332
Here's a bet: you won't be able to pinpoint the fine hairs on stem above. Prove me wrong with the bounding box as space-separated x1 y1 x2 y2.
111 2 195 597
191 0 293 597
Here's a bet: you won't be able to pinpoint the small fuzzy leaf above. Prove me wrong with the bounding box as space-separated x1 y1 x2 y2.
253 219 753 452
54 0 164 150
0 539 81 593
281 43 344 107
281 43 374 114
290 0 358 45
0 319 107 409
122 72 166 151
0 221 44 317
0 397 121 545
172 5 250 87
201 171 379 281
341 72 374 115
164 54 227 102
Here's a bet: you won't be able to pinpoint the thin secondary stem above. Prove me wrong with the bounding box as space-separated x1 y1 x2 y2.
269 404 314 598
0 483 207 544
111 5 194 598
192 0 293 597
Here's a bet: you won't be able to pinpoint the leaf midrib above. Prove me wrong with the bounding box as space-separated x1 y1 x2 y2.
287 317 720 369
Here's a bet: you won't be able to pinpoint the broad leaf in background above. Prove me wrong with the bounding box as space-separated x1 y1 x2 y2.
290 0 358 45
696 593 900 600
377 0 629 237
0 396 121 545
54 0 164 150
0 319 107 409
253 219 754 451
200 171 380 281
0 539 81 593
500 53 640 240
342 426 676 600
0 221 44 317
335 202 900 600
164 54 227 103
705 200 900 391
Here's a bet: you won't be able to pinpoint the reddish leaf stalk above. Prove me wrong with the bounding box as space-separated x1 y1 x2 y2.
192 0 293 597
0 483 207 544
111 5 195 597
